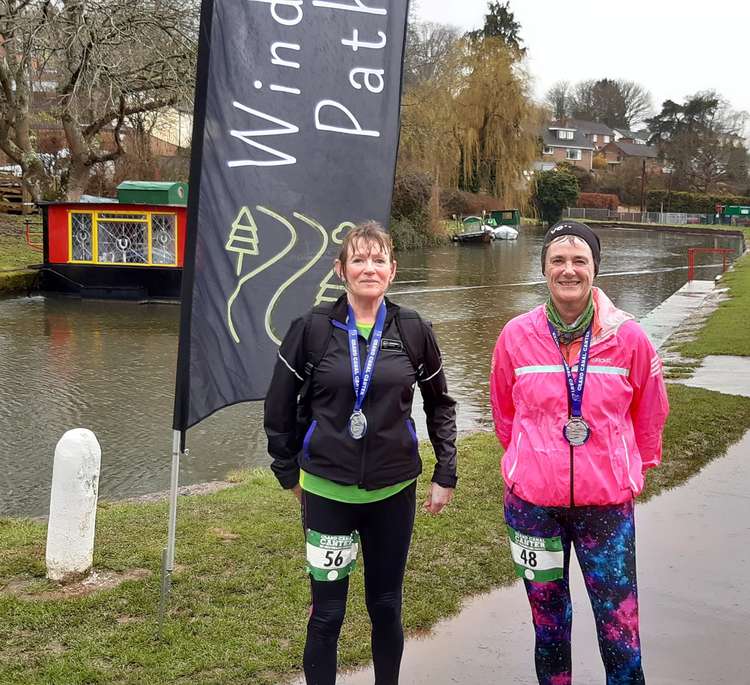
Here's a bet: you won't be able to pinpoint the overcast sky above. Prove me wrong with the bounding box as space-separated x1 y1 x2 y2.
413 0 750 128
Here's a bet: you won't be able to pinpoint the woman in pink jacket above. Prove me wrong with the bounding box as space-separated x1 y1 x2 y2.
490 221 669 685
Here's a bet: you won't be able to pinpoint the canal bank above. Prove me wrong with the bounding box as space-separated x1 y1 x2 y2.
5 224 742 518
0 216 39 294
2 256 750 684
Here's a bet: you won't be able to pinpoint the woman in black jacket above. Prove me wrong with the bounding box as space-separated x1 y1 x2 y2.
264 221 457 685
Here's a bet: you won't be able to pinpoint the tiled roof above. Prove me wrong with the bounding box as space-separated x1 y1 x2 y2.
551 118 614 136
612 141 658 158
542 127 594 150
614 128 651 142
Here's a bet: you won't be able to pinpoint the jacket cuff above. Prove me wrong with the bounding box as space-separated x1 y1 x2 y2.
431 470 457 489
276 467 300 490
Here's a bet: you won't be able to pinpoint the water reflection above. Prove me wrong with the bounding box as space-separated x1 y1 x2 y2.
0 226 741 516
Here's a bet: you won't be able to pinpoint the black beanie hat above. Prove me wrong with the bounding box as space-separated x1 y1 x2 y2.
541 220 601 275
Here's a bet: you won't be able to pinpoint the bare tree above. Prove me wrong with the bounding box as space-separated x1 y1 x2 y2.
618 80 653 128
0 0 198 201
544 81 571 120
569 78 652 129
404 20 460 88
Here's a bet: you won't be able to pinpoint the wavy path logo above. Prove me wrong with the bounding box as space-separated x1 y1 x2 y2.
224 205 353 344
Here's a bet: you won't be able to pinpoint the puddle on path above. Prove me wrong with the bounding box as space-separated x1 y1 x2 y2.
677 355 750 398
335 430 750 685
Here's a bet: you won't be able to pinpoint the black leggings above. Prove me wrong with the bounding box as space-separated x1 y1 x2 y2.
300 482 417 685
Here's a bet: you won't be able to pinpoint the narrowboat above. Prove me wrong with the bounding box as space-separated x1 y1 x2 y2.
38 181 187 299
451 215 492 243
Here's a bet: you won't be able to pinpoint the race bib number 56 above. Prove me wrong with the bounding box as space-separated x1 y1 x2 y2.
306 529 360 582
507 526 564 582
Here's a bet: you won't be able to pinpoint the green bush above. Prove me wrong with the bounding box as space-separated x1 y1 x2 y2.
392 173 433 221
389 213 446 251
390 173 454 250
533 169 580 226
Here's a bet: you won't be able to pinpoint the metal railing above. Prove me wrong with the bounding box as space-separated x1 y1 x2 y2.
687 247 735 281
563 208 713 225
24 218 43 252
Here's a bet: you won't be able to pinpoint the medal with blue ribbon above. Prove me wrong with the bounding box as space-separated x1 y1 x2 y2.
346 301 386 440
548 321 593 446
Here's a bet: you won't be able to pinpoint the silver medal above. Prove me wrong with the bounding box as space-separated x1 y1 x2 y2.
563 417 590 446
348 410 367 440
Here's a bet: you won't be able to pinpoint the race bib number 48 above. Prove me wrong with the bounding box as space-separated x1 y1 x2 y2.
306 529 360 582
507 526 564 582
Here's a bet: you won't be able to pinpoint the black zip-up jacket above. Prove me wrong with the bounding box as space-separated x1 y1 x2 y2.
264 296 457 491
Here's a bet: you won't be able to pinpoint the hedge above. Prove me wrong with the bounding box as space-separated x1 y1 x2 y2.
646 190 750 213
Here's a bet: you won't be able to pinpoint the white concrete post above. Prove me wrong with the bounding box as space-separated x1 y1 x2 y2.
46 429 101 581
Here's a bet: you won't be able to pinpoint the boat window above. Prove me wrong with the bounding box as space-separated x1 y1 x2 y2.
71 212 93 261
98 215 148 264
67 210 178 266
151 214 177 264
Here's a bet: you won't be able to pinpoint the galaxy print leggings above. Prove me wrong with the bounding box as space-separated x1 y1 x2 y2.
504 490 645 685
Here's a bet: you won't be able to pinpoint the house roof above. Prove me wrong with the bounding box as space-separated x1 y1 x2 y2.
614 128 651 142
542 127 594 150
552 118 614 136
609 141 658 158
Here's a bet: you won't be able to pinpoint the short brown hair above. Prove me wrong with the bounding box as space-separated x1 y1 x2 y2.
337 221 394 274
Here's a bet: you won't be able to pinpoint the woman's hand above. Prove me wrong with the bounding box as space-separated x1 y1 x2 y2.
423 483 454 515
291 483 302 503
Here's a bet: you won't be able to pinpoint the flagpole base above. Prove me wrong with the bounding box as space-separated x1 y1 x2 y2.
157 430 182 636
157 547 172 637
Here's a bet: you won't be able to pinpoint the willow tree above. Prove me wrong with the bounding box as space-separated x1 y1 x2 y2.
399 31 541 210
398 26 463 185
455 37 542 208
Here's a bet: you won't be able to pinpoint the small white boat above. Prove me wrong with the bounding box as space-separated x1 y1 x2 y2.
488 225 519 240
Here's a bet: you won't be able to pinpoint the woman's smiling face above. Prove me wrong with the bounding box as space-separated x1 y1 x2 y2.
336 239 396 301
544 235 595 311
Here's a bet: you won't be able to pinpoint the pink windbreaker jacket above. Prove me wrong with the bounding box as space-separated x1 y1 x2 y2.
490 288 669 507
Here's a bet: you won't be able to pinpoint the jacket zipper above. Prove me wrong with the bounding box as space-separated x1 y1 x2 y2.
358 332 368 486
566 361 575 508
569 444 575 507
557 329 621 507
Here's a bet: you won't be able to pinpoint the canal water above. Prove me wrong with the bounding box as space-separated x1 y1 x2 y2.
0 226 741 517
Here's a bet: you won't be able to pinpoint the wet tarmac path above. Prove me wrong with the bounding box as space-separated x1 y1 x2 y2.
336 427 750 685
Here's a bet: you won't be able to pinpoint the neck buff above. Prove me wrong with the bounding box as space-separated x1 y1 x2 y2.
546 294 594 345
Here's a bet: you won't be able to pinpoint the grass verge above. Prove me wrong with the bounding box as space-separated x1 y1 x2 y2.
0 215 40 269
677 253 750 357
0 215 40 294
2 383 750 684
0 268 36 294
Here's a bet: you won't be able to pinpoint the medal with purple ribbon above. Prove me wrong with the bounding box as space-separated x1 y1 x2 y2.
548 322 592 447
346 301 386 440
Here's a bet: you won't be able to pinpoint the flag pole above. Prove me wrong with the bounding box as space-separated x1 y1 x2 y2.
160 0 213 636
158 429 183 633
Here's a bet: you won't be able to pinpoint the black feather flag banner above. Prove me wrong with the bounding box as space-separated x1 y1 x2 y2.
173 0 409 433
